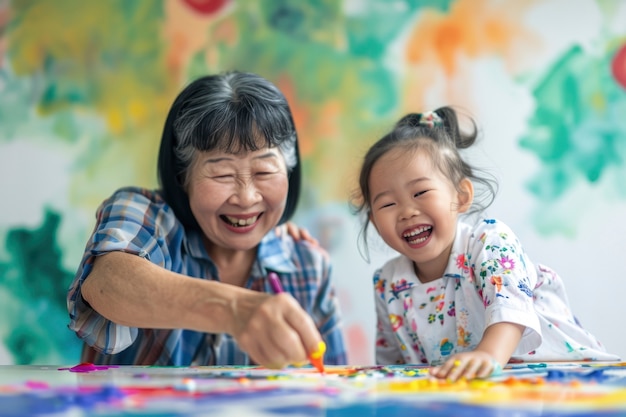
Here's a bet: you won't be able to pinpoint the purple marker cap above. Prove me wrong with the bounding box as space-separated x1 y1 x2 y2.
267 272 284 294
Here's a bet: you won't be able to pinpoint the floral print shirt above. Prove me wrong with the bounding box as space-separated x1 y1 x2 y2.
374 218 619 365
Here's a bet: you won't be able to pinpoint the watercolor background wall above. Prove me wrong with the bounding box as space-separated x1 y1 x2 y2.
1 0 625 365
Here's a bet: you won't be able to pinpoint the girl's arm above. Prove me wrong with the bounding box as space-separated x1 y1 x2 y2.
430 321 524 381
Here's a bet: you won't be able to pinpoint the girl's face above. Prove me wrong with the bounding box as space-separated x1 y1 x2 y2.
187 146 289 254
368 147 472 282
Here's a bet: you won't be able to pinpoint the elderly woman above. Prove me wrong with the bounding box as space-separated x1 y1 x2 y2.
67 71 347 367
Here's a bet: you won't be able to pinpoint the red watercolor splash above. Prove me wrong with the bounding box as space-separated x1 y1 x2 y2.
181 0 229 14
612 43 626 90
58 362 119 373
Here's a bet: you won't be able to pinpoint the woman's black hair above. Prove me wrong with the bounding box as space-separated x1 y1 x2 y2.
157 71 301 230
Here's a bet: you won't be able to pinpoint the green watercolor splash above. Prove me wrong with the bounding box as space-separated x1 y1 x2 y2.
519 43 626 236
0 209 81 364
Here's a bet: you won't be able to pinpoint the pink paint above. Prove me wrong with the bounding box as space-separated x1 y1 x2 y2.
24 380 49 389
58 362 120 373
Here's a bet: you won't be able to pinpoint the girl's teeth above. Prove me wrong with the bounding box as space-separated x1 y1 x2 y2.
403 225 432 238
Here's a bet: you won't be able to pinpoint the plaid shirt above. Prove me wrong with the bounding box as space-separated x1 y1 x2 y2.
67 187 347 366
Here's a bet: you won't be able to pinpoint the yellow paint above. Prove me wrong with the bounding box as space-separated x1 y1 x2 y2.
310 341 326 360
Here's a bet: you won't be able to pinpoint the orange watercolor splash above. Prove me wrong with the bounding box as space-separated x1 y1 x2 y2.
275 75 314 157
275 75 343 161
163 0 234 80
405 0 538 75
400 0 541 113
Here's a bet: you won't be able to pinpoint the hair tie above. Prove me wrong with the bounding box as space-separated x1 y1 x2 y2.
418 111 443 128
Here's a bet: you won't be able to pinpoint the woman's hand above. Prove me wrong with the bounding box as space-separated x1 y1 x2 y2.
430 351 501 381
228 290 323 369
275 222 319 246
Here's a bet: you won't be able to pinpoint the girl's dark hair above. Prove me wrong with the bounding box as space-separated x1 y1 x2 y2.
351 106 498 259
157 71 301 230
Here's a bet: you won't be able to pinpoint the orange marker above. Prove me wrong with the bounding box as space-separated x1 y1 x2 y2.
309 341 326 373
267 272 326 373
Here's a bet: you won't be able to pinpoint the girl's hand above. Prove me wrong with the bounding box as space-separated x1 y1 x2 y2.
275 222 319 246
430 351 502 381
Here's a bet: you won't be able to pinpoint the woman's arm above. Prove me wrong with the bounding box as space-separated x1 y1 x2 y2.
82 251 324 369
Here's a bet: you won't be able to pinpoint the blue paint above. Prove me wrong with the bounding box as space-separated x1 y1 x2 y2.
1 364 626 416
545 368 610 382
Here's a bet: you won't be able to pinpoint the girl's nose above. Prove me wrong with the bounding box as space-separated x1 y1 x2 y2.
399 204 420 221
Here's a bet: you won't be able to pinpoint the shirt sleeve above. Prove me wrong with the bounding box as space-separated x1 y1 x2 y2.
469 219 542 355
270 235 348 365
67 188 179 354
307 244 348 365
373 269 406 365
314 264 347 365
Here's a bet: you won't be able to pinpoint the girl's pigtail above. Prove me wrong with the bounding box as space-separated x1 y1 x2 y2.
435 106 477 149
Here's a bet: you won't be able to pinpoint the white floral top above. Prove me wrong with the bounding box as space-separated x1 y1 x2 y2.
374 218 619 365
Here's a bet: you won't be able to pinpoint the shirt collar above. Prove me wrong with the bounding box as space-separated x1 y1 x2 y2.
256 231 298 274
183 228 297 275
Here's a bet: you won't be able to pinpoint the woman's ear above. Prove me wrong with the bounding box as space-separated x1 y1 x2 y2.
457 178 474 213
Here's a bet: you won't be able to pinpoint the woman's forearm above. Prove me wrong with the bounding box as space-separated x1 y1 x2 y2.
80 251 251 334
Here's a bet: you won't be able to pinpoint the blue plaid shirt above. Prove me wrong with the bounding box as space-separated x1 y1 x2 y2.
67 187 347 366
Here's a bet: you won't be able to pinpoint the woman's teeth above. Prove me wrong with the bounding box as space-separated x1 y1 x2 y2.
225 215 258 226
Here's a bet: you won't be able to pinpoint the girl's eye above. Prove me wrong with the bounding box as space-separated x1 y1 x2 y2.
380 202 395 209
414 190 428 198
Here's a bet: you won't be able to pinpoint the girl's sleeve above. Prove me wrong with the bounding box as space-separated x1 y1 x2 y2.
373 269 405 365
67 188 176 354
469 219 542 356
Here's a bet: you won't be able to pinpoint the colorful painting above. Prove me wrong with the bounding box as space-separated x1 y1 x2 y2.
1 362 626 416
1 0 625 365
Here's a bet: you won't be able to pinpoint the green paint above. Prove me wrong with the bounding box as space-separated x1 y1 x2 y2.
520 43 626 235
0 209 81 364
7 0 169 122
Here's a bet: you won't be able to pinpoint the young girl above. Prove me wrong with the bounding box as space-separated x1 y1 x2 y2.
352 107 619 381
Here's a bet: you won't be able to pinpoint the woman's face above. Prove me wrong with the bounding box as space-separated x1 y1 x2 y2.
187 146 289 253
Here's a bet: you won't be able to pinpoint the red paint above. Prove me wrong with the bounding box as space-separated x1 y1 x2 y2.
181 0 229 15
612 43 626 90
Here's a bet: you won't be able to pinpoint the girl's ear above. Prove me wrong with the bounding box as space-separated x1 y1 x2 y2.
457 178 474 213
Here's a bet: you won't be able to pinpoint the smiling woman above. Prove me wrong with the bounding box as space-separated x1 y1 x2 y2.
66 71 347 368
186 148 289 259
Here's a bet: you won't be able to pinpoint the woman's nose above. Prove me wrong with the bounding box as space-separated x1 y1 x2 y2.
230 179 262 206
